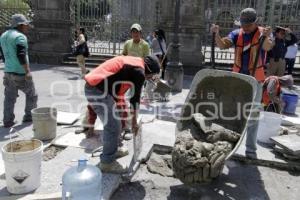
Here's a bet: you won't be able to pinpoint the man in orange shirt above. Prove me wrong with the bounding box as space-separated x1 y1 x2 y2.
84 55 160 173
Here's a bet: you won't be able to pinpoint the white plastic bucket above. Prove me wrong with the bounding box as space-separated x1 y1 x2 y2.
257 111 282 144
1 139 43 194
32 107 57 140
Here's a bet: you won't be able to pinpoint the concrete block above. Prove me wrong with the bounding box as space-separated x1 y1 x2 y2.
271 134 300 156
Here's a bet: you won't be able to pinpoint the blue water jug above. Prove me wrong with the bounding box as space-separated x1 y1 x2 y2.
62 159 102 200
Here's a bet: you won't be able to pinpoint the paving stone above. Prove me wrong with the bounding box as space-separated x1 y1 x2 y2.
271 134 300 156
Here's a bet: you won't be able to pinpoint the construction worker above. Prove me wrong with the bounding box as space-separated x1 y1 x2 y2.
0 14 38 128
262 75 294 113
211 8 273 158
84 55 160 173
77 23 150 138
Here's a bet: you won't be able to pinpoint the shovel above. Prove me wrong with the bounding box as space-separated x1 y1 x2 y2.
133 119 143 163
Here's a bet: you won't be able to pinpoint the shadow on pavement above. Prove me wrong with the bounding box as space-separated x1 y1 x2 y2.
111 181 146 200
167 161 270 200
0 123 32 142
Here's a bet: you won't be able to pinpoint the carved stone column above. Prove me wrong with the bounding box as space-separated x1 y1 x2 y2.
29 0 72 65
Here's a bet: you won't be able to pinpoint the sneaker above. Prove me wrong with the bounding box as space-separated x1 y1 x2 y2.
98 161 128 174
116 146 129 158
123 133 133 140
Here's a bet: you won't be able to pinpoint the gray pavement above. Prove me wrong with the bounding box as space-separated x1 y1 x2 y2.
0 63 299 199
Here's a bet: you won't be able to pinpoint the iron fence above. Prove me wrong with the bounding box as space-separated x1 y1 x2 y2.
202 0 300 67
0 0 31 32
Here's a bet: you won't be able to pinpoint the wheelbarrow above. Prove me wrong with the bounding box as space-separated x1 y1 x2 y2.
172 68 262 184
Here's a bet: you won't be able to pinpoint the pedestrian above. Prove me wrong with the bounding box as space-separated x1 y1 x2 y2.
75 27 89 77
122 23 150 58
211 8 273 158
151 29 167 79
0 14 38 128
267 26 298 76
262 75 294 113
285 43 298 75
84 55 160 173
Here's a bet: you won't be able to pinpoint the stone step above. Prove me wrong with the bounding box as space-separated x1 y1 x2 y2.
62 54 114 67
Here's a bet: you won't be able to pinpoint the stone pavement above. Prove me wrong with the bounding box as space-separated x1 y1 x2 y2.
0 63 299 199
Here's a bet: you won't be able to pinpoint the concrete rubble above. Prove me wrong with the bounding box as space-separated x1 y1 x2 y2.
172 113 241 184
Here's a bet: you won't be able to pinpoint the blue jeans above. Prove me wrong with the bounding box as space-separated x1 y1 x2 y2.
3 73 38 124
245 82 263 154
85 84 121 163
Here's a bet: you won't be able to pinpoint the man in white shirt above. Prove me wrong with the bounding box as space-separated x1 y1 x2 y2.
285 43 298 75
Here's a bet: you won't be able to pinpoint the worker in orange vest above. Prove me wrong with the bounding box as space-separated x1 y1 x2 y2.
211 8 273 159
84 55 160 173
262 75 294 113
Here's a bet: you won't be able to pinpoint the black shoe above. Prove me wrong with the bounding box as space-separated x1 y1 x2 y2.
22 117 32 123
3 121 16 128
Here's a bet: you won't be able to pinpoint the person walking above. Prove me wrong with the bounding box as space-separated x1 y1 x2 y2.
0 14 38 128
75 27 89 77
151 29 167 79
211 8 273 158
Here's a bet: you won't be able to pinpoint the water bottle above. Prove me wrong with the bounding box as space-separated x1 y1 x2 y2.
62 159 102 200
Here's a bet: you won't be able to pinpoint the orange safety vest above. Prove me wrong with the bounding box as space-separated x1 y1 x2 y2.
262 76 281 106
233 27 266 82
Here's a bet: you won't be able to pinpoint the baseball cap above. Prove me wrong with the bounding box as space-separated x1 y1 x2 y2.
234 8 258 26
144 55 160 75
130 23 142 32
10 14 31 28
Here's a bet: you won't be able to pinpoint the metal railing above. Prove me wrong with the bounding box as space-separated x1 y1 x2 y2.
202 47 300 68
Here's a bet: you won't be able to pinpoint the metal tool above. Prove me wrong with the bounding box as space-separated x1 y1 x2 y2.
211 32 216 69
133 119 143 163
151 79 172 101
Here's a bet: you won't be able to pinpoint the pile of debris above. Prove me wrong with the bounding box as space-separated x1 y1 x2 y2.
172 113 241 184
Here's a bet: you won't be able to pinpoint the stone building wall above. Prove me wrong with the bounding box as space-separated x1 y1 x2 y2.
28 0 72 64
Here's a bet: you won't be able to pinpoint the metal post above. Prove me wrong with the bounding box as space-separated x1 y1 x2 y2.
164 0 183 92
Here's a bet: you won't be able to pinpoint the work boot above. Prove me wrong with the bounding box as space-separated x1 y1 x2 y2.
22 115 32 123
98 161 128 174
3 121 17 128
115 146 129 158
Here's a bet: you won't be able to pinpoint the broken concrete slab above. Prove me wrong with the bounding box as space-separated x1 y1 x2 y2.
147 153 173 177
56 111 81 125
233 136 300 171
271 134 300 156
